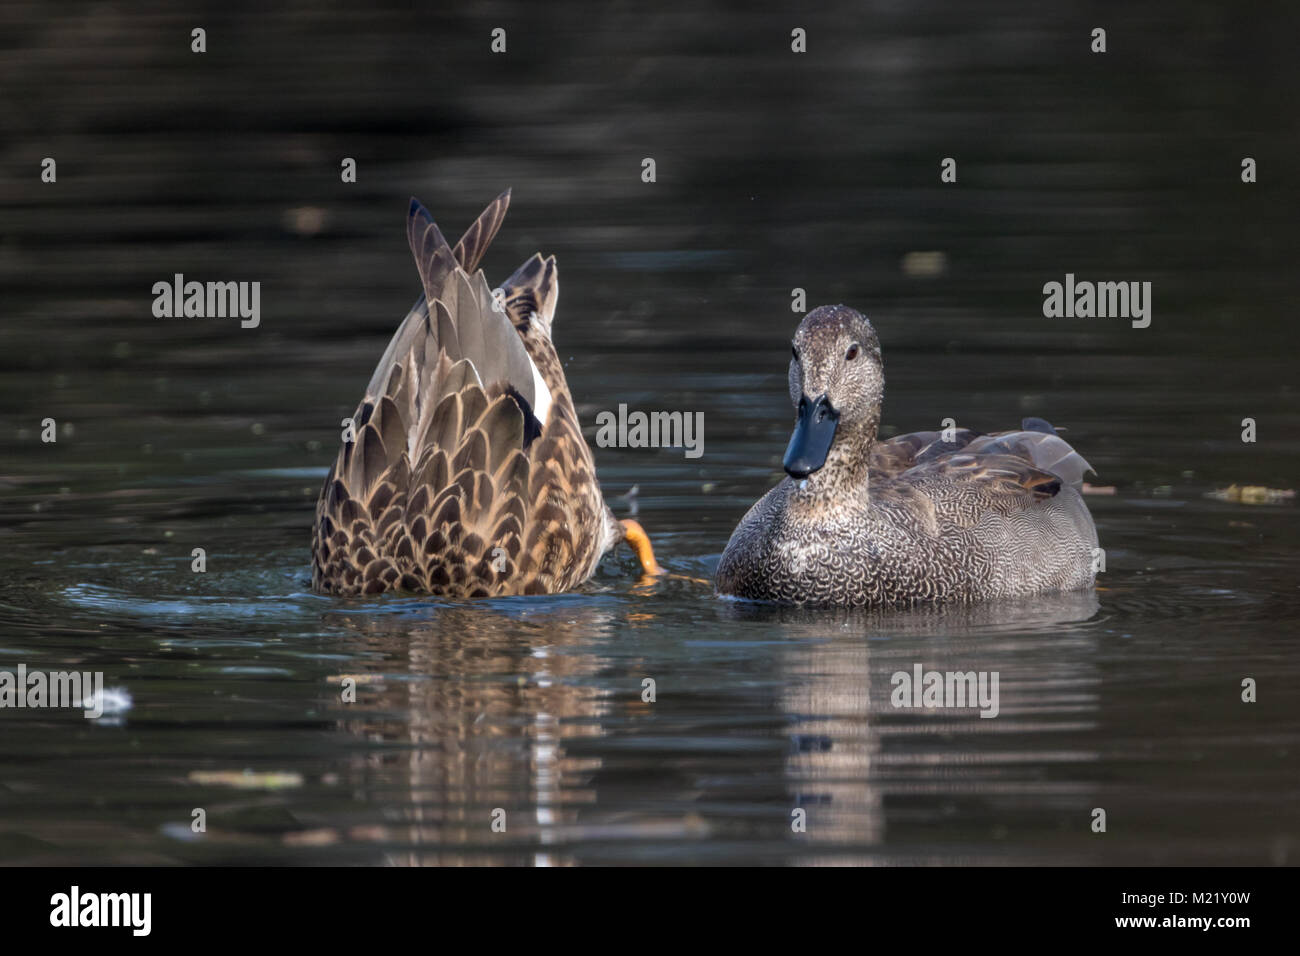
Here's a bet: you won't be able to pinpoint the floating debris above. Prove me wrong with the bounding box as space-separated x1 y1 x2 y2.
1207 484 1295 505
1082 483 1117 495
901 250 948 277
283 205 329 236
188 770 304 790
77 686 133 719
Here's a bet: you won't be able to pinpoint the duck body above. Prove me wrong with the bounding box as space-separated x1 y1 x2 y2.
311 192 655 597
717 446 1098 607
715 305 1098 608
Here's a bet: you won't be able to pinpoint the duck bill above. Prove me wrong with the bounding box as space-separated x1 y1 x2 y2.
783 394 839 479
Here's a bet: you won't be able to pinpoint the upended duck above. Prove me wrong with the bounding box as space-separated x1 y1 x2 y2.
715 304 1098 607
311 191 661 596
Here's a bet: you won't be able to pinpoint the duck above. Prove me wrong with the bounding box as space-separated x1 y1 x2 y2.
715 304 1099 607
311 191 662 597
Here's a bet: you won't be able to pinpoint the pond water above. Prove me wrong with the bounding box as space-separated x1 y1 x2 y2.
1 1 1297 865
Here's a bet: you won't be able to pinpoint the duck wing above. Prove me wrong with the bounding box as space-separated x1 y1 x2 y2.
883 418 1095 528
965 418 1094 490
869 427 982 477
875 418 1092 488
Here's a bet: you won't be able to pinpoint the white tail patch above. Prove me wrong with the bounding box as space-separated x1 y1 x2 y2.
528 353 552 426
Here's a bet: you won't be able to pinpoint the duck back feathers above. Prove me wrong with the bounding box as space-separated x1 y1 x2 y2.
311 194 617 597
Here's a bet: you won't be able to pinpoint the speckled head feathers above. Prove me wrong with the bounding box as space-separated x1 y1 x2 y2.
788 305 884 426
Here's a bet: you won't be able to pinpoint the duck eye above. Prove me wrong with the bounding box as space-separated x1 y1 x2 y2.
845 344 860 361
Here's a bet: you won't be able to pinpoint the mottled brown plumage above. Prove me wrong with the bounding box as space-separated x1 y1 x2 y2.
311 193 658 597
715 305 1099 607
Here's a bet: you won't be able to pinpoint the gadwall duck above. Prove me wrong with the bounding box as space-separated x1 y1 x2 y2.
715 305 1099 607
311 192 661 596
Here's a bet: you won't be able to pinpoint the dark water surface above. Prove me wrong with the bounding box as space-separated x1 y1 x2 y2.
2 1 1298 864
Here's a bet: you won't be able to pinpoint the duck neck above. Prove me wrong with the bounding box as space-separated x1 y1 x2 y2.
790 415 877 512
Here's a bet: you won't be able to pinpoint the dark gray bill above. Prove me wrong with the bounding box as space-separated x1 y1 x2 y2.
783 394 839 478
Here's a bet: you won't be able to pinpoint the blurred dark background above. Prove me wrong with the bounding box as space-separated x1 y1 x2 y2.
3 0 1297 498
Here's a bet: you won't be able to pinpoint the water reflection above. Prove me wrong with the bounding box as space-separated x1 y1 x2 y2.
783 636 883 858
318 601 608 865
313 588 1111 864
773 590 1102 864
327 595 715 865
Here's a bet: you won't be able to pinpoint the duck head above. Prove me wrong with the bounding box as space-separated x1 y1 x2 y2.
784 305 883 483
